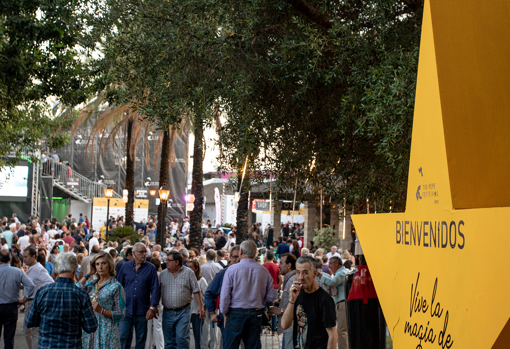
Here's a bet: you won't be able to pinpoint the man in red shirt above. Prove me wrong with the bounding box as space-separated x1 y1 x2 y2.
263 250 280 335
62 232 75 245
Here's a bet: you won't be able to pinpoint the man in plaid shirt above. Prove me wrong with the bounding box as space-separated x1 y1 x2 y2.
159 250 204 348
25 252 98 349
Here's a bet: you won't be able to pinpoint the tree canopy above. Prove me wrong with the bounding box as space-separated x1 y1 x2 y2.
0 0 94 165
217 0 423 212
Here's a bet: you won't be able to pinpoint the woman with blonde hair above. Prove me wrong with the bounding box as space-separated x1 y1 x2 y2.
198 254 207 267
342 249 356 266
78 252 126 349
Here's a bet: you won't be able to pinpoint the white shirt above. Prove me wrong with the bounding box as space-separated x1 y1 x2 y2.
200 260 222 284
47 229 57 238
298 240 303 248
1 244 8 251
26 262 54 294
226 236 236 250
326 252 342 260
18 235 30 253
182 221 190 233
191 277 208 314
42 232 49 244
88 237 99 255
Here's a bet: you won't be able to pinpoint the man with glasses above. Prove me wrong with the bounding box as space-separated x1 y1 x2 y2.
204 245 241 345
159 250 204 348
117 242 159 349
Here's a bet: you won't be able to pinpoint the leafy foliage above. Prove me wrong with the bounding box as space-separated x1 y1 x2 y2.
106 226 141 244
0 0 94 166
217 0 423 212
312 227 340 252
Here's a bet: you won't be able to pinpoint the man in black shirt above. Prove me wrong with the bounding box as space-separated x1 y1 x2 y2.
215 231 227 250
282 256 337 349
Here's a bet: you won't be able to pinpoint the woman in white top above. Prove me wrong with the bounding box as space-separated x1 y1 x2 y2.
1 238 8 251
202 233 215 249
170 218 179 235
188 260 208 349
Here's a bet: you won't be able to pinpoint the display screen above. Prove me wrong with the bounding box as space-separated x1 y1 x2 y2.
0 166 29 197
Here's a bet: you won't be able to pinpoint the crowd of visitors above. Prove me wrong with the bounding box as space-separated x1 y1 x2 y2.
0 212 357 349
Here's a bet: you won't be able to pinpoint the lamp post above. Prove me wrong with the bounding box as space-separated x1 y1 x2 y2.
104 187 114 238
158 184 170 247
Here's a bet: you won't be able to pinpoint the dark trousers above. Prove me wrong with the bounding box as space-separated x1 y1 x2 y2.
190 313 203 349
0 303 18 349
118 313 148 349
224 308 264 349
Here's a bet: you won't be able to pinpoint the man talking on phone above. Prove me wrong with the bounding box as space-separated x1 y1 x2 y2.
281 256 338 349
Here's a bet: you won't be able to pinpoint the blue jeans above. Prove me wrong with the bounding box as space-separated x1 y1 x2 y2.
224 308 264 349
190 313 203 349
162 305 192 349
119 313 148 349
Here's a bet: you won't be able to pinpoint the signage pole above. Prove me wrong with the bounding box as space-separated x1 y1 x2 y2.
106 198 110 238
291 178 297 226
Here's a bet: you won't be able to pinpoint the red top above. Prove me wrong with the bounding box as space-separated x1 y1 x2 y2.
62 236 75 245
263 261 280 289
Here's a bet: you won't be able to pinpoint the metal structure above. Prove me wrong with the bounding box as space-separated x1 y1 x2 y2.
41 161 121 203
31 157 40 216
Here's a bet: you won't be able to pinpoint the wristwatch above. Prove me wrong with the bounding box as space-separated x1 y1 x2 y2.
150 306 156 311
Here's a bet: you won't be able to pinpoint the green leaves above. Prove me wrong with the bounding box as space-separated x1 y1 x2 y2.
0 0 95 165
216 0 423 212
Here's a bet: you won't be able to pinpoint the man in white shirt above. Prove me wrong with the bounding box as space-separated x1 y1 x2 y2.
47 224 57 239
88 231 99 255
326 245 342 260
18 233 30 254
23 246 54 349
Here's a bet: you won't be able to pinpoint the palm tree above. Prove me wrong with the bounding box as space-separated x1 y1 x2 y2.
73 97 153 228
156 122 186 247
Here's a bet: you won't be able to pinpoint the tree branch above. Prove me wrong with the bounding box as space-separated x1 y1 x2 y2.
284 0 334 29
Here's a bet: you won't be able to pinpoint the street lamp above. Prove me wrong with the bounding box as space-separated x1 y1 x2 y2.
158 184 170 246
104 187 114 238
150 189 157 196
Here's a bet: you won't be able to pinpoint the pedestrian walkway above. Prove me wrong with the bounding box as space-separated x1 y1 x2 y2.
8 313 282 349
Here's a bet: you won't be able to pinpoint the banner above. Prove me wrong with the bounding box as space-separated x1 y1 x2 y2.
65 178 79 189
92 197 149 231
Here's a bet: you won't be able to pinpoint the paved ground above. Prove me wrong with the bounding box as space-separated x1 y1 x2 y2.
4 312 282 349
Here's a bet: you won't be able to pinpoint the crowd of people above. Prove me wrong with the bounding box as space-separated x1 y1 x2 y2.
0 212 357 349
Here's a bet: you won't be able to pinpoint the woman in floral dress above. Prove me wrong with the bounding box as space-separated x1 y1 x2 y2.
78 252 126 349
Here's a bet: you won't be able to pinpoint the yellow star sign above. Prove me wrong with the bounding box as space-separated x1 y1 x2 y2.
352 0 510 348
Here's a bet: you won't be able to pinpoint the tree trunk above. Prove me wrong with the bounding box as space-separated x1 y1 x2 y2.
189 116 204 250
125 117 135 228
157 129 170 247
235 170 249 242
